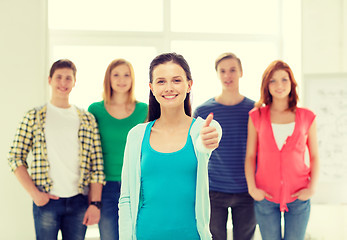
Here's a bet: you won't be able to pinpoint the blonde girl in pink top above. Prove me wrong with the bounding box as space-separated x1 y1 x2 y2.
245 60 319 240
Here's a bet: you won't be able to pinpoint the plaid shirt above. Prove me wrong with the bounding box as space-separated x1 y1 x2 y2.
8 105 105 195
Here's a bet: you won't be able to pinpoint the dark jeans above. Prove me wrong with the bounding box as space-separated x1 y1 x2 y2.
209 191 256 240
98 181 121 240
33 194 88 240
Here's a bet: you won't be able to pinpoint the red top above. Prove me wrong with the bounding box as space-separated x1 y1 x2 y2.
249 106 316 212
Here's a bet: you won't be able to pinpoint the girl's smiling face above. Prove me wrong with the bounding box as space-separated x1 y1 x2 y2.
110 64 132 94
268 69 291 101
150 62 192 109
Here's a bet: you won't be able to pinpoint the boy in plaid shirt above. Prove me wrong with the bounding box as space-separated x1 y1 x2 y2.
8 59 104 240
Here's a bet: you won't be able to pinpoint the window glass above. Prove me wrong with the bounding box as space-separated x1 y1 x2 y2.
171 0 278 34
51 45 157 109
171 41 278 109
48 0 163 31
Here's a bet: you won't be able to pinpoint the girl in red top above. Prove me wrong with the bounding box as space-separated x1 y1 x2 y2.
245 60 319 240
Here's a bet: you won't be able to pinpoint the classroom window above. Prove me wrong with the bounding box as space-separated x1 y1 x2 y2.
170 0 278 34
48 0 163 32
48 0 300 114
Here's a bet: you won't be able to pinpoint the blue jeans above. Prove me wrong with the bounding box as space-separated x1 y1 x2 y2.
33 194 88 240
209 191 256 240
254 199 311 240
99 181 121 240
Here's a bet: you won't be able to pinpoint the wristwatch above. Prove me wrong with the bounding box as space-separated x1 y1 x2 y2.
90 201 102 209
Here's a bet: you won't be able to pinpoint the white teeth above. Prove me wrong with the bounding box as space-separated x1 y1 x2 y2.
164 95 176 99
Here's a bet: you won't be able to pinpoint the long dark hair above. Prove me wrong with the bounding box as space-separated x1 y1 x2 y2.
148 53 192 121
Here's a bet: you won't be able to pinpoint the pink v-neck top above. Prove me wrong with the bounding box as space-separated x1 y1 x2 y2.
249 106 316 212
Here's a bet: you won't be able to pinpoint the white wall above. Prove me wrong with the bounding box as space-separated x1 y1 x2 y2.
0 0 47 239
302 0 346 73
344 0 347 72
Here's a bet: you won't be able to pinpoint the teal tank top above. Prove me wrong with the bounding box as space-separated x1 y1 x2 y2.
136 119 200 240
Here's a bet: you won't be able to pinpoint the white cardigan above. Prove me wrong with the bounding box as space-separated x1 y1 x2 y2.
118 117 222 240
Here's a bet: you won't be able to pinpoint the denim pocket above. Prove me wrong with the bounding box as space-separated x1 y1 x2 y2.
254 199 279 215
34 199 52 208
287 199 311 214
255 198 266 203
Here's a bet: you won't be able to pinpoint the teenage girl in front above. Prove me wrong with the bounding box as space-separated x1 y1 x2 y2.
118 53 222 240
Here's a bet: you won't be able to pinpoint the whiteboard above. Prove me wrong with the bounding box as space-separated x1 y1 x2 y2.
304 73 347 204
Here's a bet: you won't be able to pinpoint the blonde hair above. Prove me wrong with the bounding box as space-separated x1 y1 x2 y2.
215 52 243 74
103 59 136 104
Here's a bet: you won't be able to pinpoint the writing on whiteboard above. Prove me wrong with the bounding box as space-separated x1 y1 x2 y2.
306 76 347 183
